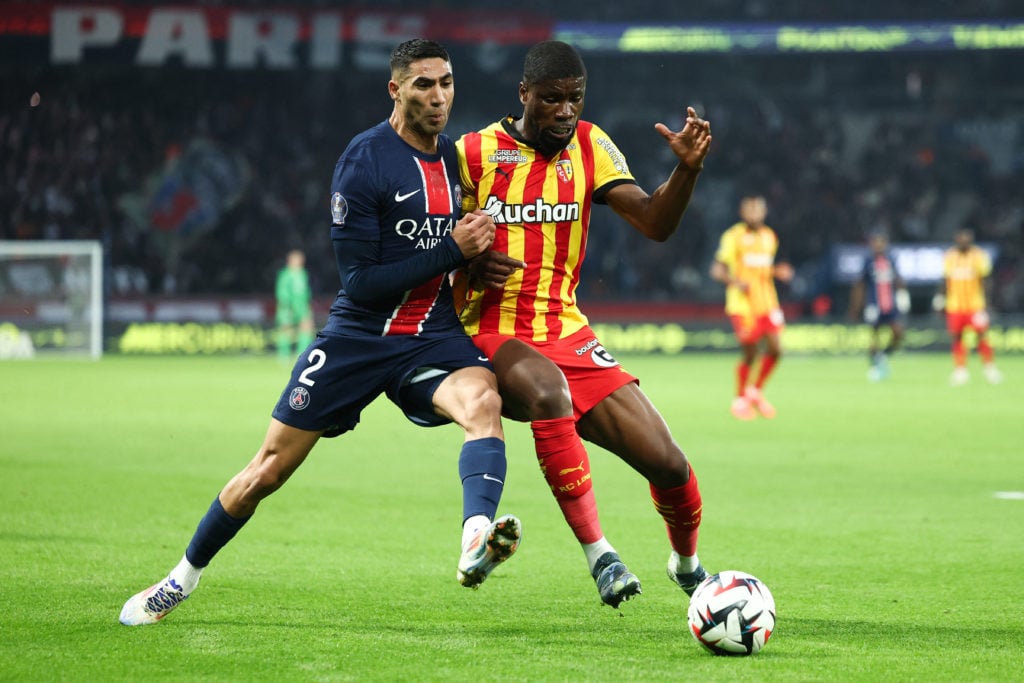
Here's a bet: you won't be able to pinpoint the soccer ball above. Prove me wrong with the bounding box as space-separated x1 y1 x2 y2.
687 570 776 656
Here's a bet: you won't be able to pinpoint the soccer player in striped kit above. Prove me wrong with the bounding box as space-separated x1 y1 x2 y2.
455 41 712 608
119 39 521 626
710 194 793 420
937 228 1003 385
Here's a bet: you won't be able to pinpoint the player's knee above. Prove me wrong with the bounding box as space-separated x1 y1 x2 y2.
239 458 289 503
502 357 573 420
463 385 503 426
648 448 691 488
524 380 573 420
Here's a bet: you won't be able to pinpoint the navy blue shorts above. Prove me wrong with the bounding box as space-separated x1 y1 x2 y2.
872 310 903 328
271 331 492 437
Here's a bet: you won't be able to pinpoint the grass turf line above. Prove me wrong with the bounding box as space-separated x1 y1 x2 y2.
1 353 1021 681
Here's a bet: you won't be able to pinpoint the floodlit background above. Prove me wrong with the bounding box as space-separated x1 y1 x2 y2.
1 1 1022 353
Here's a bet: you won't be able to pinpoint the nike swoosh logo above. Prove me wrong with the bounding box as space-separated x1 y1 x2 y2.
482 474 504 484
394 189 421 202
477 356 489 362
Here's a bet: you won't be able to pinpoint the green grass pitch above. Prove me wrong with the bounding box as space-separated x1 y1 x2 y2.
2 352 1021 681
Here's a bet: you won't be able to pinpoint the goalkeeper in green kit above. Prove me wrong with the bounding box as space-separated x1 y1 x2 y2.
275 249 315 361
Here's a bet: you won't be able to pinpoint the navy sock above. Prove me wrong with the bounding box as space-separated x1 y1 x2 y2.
458 437 507 523
184 496 251 568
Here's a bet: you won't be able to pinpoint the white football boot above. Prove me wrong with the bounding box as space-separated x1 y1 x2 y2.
457 514 521 588
119 576 190 625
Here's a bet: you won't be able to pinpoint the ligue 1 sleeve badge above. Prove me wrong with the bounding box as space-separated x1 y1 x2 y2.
331 192 348 225
288 386 310 410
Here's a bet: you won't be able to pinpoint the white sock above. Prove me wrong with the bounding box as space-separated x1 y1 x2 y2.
461 515 491 550
582 538 616 573
670 550 700 575
168 555 204 594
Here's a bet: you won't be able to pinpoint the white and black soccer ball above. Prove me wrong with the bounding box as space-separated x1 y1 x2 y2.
687 570 776 656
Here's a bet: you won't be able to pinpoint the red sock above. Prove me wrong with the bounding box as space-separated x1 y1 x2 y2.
650 465 702 556
978 337 994 364
736 362 751 396
532 417 603 544
755 354 779 389
952 338 967 366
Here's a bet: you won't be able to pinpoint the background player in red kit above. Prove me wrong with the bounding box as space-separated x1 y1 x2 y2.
456 40 712 608
937 228 1003 386
710 194 793 420
119 39 521 626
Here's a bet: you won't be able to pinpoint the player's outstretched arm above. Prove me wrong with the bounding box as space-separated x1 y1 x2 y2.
335 212 496 303
605 106 712 242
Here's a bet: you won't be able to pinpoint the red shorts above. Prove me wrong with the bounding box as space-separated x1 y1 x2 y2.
729 309 785 345
946 311 989 335
473 326 638 421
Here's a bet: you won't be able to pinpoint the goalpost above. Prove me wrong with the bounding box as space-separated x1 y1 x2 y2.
0 240 103 359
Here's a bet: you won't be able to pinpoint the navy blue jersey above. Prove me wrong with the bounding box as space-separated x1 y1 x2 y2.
324 121 463 338
860 251 900 314
267 121 491 435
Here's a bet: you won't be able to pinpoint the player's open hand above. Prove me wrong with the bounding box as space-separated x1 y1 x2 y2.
468 250 526 289
452 210 496 259
654 106 712 172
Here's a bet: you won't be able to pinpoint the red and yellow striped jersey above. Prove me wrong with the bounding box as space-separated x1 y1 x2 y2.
944 246 991 314
456 117 635 341
714 223 780 317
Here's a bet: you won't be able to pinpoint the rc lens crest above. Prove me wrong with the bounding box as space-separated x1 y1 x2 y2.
556 160 573 183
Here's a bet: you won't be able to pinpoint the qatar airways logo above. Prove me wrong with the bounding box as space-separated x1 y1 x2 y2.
395 216 455 249
482 195 580 225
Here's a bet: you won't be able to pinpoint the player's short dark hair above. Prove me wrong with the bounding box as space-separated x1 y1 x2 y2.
390 39 451 79
522 40 586 86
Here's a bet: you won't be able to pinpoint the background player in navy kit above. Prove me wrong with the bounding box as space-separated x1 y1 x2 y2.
120 39 522 626
848 232 909 381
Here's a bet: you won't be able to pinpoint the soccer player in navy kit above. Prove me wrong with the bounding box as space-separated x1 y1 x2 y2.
120 39 522 626
848 232 908 381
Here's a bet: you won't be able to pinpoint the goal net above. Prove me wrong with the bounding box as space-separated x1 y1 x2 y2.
0 240 103 359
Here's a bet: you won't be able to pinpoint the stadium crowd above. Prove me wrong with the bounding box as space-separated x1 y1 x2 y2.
1 5 1022 315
